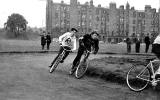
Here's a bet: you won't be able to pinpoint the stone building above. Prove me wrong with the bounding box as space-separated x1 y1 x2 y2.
46 0 160 43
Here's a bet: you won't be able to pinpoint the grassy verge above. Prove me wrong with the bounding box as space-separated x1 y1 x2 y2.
0 39 153 54
86 56 154 85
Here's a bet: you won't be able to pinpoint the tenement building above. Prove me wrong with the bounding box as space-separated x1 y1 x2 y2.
46 0 160 43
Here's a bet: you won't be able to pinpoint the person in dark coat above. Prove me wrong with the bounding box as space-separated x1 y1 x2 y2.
46 32 52 50
41 31 46 50
135 34 141 53
126 37 132 53
144 33 150 53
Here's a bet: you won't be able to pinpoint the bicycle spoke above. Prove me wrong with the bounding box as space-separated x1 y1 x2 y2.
126 65 150 92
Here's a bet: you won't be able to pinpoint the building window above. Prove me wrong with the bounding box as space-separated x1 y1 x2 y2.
89 15 92 19
82 22 85 26
102 17 105 21
82 15 86 19
133 20 136 24
67 7 70 11
103 10 106 14
133 12 136 17
56 6 59 10
78 22 81 26
89 22 92 26
55 13 58 19
133 26 135 32
96 16 99 21
143 20 145 25
96 9 99 15
61 7 63 11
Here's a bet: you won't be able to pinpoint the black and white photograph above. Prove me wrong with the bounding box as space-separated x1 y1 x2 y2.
0 0 160 99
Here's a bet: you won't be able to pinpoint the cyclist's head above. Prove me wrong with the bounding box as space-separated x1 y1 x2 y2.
71 28 78 33
90 31 99 39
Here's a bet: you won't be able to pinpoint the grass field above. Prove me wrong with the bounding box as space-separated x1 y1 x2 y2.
0 38 152 54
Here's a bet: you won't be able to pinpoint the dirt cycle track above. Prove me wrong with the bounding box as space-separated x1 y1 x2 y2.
0 53 160 100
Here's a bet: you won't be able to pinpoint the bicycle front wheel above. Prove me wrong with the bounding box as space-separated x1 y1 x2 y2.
126 64 151 92
75 59 89 79
49 54 63 73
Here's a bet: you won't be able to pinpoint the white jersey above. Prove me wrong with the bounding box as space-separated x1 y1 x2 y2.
59 32 76 51
153 35 160 44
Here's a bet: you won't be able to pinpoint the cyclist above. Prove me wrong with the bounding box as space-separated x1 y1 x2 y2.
152 34 160 78
48 28 78 68
69 31 100 75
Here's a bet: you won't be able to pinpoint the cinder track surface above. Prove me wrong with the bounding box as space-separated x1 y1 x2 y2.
0 53 159 100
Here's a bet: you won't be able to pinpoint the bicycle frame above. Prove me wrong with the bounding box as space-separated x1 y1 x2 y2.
136 59 160 83
59 46 72 60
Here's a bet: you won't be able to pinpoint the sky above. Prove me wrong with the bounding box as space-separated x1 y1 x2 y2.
0 0 159 28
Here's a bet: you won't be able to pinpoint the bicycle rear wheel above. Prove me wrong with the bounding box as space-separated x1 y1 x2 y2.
49 54 63 73
75 59 89 79
126 64 151 92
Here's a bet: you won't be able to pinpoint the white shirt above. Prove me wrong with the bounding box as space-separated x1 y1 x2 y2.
59 32 76 51
153 35 160 44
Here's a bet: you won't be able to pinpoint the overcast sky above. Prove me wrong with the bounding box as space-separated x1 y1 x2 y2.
0 0 159 28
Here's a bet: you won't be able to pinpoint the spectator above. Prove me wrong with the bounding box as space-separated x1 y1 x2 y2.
144 33 150 53
126 37 132 53
46 32 52 50
135 34 141 53
40 31 46 50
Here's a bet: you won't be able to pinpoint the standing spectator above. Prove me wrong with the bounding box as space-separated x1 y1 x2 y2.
150 34 156 53
144 33 150 53
126 37 132 53
135 34 141 53
46 32 52 50
41 31 46 50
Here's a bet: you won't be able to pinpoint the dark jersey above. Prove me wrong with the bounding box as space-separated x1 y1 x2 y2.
79 34 99 54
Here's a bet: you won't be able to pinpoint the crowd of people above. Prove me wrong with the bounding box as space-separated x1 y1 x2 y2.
125 33 155 53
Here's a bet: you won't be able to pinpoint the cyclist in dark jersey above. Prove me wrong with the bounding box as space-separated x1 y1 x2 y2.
70 31 99 75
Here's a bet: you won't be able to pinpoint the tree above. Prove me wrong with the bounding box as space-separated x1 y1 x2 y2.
4 13 28 37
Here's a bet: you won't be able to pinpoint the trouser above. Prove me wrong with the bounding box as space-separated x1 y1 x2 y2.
145 43 150 53
72 46 86 69
127 44 131 53
47 43 50 50
41 44 45 50
50 46 70 65
135 43 140 53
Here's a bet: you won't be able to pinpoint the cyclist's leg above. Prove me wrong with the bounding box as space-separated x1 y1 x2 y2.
73 48 84 66
70 47 84 74
60 46 71 63
155 54 160 78
49 46 64 67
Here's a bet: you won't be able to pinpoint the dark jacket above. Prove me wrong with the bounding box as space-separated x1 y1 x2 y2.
79 34 99 54
46 34 51 44
126 37 131 44
41 35 46 45
144 36 150 44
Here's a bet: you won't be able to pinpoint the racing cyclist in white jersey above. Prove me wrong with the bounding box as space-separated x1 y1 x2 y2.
48 28 78 68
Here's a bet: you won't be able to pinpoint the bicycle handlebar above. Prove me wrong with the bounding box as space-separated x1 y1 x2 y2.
60 45 72 52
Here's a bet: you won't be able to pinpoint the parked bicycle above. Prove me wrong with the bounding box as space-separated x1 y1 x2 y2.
49 45 72 73
126 58 160 92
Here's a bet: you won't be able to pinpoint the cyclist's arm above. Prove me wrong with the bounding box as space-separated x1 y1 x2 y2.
79 36 84 46
59 32 69 43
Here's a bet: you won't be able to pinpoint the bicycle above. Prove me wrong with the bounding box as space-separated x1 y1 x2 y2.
126 58 160 92
49 45 72 73
74 50 91 79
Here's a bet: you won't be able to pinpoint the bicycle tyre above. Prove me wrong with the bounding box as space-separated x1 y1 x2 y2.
75 59 89 79
126 64 151 92
49 54 63 73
